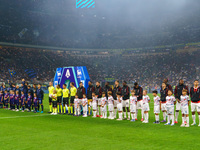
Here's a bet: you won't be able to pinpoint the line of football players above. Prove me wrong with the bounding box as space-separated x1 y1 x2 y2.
0 79 44 113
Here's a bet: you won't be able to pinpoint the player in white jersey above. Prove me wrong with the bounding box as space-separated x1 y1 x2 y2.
142 90 150 123
130 90 137 122
107 91 114 119
74 94 80 116
92 92 98 118
116 92 123 121
180 89 190 127
152 90 160 124
101 92 107 119
160 83 168 123
164 90 176 126
190 80 200 126
82 94 88 117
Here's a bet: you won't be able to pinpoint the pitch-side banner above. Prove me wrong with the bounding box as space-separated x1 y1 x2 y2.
54 68 63 87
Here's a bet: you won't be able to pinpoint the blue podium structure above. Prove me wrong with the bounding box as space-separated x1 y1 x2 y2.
53 66 90 91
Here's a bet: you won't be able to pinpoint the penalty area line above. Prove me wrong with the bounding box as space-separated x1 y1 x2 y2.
0 114 49 119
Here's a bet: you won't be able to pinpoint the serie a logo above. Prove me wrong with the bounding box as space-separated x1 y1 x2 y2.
66 69 71 78
76 0 95 8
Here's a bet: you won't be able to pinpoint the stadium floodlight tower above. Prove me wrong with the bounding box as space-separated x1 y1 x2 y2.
54 66 90 91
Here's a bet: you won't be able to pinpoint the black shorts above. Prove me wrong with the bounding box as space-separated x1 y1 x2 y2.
70 96 75 104
49 97 52 103
63 98 69 105
53 101 57 107
57 96 62 103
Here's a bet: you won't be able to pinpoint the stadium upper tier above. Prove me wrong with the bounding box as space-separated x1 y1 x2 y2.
0 1 200 49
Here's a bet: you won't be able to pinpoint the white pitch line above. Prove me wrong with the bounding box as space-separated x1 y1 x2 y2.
0 114 49 119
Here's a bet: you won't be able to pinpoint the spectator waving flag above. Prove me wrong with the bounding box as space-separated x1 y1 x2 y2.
8 69 16 78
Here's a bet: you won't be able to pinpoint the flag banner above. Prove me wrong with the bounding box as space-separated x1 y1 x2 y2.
24 69 36 78
8 69 16 78
54 68 63 88
18 28 28 38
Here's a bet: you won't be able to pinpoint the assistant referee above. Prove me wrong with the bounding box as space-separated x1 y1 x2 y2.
69 82 77 115
48 82 55 113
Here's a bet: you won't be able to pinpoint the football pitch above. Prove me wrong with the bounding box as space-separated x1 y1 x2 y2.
0 94 199 150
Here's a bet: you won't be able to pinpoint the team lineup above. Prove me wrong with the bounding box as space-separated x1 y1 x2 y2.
1 78 200 128
0 79 44 113
49 78 199 127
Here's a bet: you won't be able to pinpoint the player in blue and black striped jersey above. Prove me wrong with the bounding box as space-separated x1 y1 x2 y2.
33 93 38 113
0 90 3 108
28 85 33 111
36 84 44 113
27 92 32 112
15 85 21 97
32 84 37 110
14 91 20 111
10 90 15 110
21 79 28 109
2 85 7 107
20 91 26 112
4 90 9 109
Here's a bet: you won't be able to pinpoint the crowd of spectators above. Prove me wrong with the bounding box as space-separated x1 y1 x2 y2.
0 1 200 91
71 49 199 89
0 46 199 89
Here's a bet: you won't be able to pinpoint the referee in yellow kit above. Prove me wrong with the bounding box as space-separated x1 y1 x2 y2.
69 82 77 115
48 82 55 113
56 84 63 114
62 84 69 114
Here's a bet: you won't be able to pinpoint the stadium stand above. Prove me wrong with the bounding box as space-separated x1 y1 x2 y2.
0 46 199 89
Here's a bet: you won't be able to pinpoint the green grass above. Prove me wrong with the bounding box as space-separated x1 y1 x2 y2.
0 94 199 150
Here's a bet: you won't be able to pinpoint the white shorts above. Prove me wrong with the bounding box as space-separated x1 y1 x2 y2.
122 99 129 107
108 104 114 112
176 102 181 111
79 99 82 105
83 105 88 112
117 103 123 111
136 100 143 109
181 105 189 115
98 98 101 106
166 105 174 115
74 105 79 109
75 107 79 113
130 104 136 113
92 102 97 110
143 103 150 112
154 105 160 114
161 103 167 111
102 105 107 112
191 102 200 112
114 100 117 107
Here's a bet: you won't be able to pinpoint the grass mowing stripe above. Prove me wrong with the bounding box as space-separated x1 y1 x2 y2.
0 114 49 119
